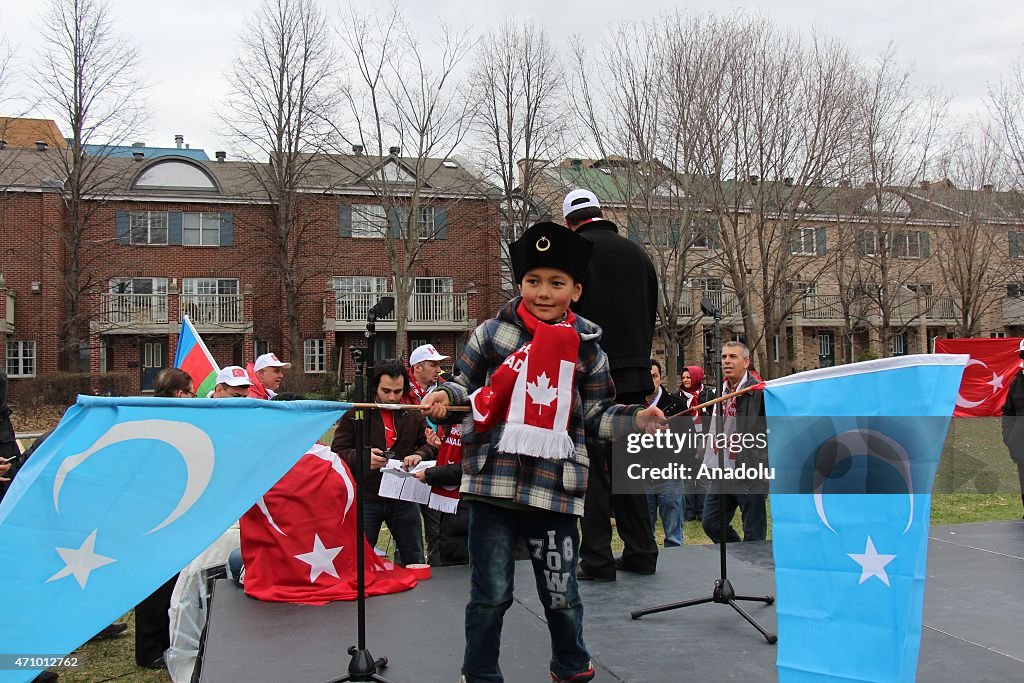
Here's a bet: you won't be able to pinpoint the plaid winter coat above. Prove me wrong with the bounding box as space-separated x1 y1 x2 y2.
440 298 641 516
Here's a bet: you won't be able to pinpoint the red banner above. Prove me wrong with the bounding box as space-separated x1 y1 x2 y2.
935 338 1022 417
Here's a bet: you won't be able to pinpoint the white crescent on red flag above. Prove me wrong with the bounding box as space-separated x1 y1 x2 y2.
934 338 1022 417
240 443 417 604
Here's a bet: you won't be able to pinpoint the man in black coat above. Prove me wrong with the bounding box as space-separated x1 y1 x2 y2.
564 189 661 580
701 341 768 542
1000 339 1024 518
0 370 20 501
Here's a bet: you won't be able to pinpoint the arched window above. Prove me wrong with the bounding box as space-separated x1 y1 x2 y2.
132 158 220 192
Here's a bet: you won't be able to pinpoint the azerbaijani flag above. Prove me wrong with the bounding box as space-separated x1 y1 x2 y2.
174 316 220 397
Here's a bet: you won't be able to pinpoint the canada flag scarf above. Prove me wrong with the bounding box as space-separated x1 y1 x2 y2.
428 423 463 514
469 301 580 460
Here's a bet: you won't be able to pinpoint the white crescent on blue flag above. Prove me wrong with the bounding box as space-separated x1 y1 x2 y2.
0 396 349 682
764 354 968 682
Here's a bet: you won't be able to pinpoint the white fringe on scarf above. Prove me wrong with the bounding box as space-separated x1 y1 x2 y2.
498 423 575 460
427 493 460 514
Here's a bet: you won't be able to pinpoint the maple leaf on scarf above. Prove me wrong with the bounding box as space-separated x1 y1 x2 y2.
526 372 558 413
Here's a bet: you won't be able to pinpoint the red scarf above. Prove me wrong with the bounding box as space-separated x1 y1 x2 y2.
403 371 431 405
469 300 580 460
428 423 463 514
380 410 397 450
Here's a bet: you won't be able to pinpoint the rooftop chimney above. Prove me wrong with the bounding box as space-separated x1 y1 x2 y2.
783 177 794 187
388 145 400 155
215 151 226 163
352 144 364 156
920 180 930 189
35 140 48 152
132 151 144 161
131 141 145 148
175 134 184 149
570 158 582 168
838 179 851 188
982 183 994 192
749 174 759 185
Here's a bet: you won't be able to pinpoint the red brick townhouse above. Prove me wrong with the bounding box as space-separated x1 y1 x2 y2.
0 134 502 394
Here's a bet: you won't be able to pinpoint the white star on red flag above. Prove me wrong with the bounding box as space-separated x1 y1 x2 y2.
294 533 343 583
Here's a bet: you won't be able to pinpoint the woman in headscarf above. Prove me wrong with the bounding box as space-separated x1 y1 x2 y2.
678 366 714 521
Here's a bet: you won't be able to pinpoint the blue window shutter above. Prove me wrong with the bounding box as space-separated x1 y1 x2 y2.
338 205 352 237
388 207 403 238
1011 231 1020 258
626 215 640 242
670 218 682 247
219 212 234 246
708 219 721 250
168 212 183 245
920 231 930 258
815 227 827 256
115 210 130 245
434 208 448 239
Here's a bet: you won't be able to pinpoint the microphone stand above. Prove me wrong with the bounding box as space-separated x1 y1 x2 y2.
330 297 395 682
630 306 777 644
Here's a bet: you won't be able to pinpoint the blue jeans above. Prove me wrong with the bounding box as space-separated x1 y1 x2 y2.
646 481 685 547
463 500 589 683
363 499 424 566
701 489 767 542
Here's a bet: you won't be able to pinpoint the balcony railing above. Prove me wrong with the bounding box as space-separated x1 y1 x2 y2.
675 289 741 319
98 293 168 325
929 296 959 321
180 293 245 326
701 290 741 317
1004 297 1024 324
333 291 468 324
801 294 843 320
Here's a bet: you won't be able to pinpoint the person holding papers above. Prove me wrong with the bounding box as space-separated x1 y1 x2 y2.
333 359 436 566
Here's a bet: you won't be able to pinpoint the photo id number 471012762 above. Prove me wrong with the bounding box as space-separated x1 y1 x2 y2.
1 655 82 670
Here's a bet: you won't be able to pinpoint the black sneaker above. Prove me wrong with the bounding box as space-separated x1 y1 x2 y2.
140 656 165 670
576 565 614 582
613 557 655 575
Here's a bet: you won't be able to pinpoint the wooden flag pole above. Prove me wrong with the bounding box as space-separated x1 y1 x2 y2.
345 402 470 412
687 383 765 414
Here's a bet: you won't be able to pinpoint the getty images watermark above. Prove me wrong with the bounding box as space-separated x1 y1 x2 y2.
623 431 773 484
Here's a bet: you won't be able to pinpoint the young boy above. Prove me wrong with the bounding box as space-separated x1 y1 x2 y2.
422 221 664 683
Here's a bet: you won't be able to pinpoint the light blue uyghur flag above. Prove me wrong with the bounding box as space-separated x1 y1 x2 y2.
0 396 349 682
764 354 967 683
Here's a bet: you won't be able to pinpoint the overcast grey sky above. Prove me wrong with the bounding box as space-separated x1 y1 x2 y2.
2 0 1023 153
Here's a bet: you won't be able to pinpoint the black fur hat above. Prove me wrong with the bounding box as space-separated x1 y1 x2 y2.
509 221 593 284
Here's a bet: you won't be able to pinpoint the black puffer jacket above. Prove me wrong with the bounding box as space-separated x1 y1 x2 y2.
571 219 658 397
422 463 468 566
1001 372 1024 463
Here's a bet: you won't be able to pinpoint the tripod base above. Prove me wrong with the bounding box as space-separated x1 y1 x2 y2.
325 646 393 682
631 578 777 644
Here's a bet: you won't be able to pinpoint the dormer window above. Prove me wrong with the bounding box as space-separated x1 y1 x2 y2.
132 159 219 192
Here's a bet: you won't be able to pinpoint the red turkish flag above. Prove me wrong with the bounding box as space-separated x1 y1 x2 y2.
240 443 417 605
934 338 1023 417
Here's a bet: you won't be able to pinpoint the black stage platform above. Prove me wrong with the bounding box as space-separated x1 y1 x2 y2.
199 520 1024 682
